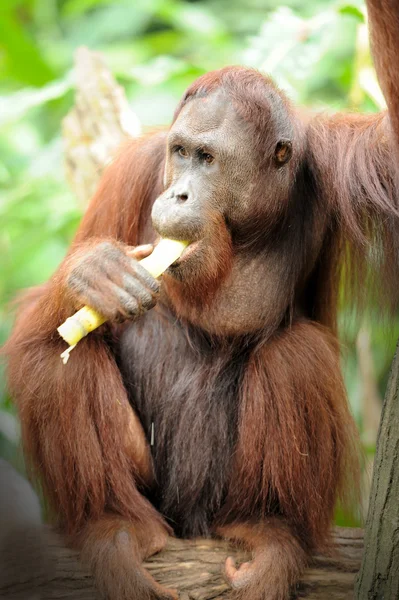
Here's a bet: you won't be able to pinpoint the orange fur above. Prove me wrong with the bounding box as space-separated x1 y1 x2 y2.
220 321 359 551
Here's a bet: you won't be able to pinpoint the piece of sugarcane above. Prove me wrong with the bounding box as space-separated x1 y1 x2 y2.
58 238 188 363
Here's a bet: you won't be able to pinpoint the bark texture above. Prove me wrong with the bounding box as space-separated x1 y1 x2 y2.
0 527 363 600
355 341 399 599
63 46 140 205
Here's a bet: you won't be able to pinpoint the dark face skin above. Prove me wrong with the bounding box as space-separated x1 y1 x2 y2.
151 91 258 268
151 89 297 336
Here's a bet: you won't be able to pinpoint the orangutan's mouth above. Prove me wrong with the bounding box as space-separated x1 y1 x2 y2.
171 240 201 267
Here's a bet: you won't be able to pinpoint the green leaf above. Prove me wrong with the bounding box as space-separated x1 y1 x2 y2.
0 76 72 127
0 6 55 86
339 4 365 22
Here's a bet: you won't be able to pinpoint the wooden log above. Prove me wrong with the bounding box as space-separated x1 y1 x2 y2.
0 527 363 600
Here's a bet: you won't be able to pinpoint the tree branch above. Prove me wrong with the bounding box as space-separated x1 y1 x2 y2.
62 46 141 206
0 527 363 600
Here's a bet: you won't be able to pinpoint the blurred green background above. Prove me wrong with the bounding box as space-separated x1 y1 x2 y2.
0 0 397 523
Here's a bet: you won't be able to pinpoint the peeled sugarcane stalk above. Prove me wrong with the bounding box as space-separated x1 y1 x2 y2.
58 239 188 363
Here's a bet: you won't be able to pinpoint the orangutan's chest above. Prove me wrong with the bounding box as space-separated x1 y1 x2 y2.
118 314 247 536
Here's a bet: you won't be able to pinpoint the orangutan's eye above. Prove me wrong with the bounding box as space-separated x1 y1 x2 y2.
198 149 215 165
176 146 189 158
274 139 292 166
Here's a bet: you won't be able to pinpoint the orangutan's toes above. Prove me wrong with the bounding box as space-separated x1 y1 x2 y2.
224 556 256 589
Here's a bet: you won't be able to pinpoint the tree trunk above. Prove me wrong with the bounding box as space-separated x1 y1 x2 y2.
355 342 399 599
63 46 141 205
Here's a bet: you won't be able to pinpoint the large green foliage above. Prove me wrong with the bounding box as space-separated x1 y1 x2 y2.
0 0 394 523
